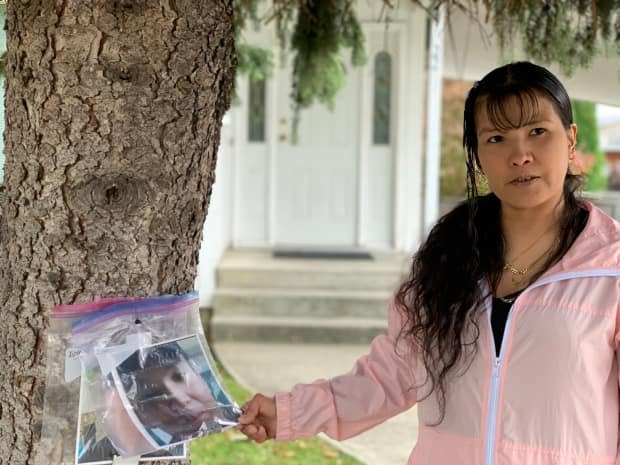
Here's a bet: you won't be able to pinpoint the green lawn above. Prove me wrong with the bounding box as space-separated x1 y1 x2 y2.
190 359 363 465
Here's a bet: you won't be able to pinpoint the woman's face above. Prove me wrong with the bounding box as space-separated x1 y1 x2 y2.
475 93 576 214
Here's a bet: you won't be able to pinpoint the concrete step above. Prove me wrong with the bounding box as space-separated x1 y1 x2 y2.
216 249 409 291
210 315 387 344
217 266 402 291
212 288 392 319
210 248 404 344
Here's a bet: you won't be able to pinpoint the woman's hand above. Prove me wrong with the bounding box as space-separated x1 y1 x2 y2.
238 394 277 443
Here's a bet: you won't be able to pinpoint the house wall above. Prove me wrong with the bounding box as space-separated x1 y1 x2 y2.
395 7 426 252
231 2 427 253
195 2 429 306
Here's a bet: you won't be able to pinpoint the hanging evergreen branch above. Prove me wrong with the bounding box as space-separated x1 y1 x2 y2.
289 0 366 140
408 0 620 77
233 2 274 76
291 0 366 109
234 0 366 140
236 44 274 82
230 0 620 137
269 0 298 61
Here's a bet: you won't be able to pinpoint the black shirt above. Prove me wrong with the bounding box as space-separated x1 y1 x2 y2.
491 290 522 356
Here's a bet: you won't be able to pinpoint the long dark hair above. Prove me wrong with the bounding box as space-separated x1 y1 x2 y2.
396 62 586 424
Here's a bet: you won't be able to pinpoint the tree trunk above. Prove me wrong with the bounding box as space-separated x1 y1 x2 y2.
0 1 235 464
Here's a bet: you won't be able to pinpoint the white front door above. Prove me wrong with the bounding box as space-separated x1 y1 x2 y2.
232 9 424 252
273 60 361 247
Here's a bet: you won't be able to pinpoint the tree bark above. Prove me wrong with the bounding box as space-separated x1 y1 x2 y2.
0 1 235 464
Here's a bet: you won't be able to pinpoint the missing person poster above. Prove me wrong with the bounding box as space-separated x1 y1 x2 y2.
95 334 240 457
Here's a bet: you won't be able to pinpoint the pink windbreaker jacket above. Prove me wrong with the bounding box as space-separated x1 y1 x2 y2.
274 203 620 465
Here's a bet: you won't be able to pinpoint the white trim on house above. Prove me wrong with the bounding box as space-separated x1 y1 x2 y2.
267 63 278 247
359 21 408 250
231 24 275 248
424 6 445 235
231 76 245 247
357 25 370 248
395 6 427 252
195 114 234 307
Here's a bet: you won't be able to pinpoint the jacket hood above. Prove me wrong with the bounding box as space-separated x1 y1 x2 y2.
541 201 620 276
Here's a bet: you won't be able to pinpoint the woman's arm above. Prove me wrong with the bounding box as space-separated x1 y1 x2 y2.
240 298 418 442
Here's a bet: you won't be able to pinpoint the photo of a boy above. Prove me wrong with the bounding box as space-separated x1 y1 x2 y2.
110 336 239 451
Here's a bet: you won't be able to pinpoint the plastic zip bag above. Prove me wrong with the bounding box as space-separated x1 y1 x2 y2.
37 292 240 465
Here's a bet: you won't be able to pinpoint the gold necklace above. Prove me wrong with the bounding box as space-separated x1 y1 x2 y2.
503 245 554 284
503 262 529 281
503 223 558 284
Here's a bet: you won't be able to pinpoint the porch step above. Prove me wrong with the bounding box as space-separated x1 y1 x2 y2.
216 249 408 291
212 288 392 319
210 248 407 344
218 267 401 291
211 315 387 344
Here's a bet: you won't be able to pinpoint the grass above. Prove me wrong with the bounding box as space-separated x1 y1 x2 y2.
190 359 364 465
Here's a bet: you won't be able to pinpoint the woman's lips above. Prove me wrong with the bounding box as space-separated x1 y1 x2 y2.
509 175 539 186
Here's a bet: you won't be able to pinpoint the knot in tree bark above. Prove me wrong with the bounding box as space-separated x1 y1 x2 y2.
67 174 153 216
106 0 147 14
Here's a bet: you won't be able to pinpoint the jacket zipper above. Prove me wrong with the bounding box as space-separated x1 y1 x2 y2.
482 268 620 465
484 296 513 465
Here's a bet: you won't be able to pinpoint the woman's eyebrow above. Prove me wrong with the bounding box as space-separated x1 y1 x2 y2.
477 126 497 136
477 116 550 136
522 118 549 126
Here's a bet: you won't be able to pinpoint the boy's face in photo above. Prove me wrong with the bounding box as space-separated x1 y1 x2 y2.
136 355 219 435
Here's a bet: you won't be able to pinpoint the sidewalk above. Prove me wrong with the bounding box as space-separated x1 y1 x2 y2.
213 341 419 465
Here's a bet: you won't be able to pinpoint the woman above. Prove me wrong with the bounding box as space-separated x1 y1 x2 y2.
238 61 620 465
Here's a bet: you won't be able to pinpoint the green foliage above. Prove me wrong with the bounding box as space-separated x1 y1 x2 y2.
232 0 274 105
230 0 620 140
192 431 362 465
291 0 366 107
484 0 620 76
291 0 366 110
232 0 366 137
236 44 274 83
288 0 366 141
572 100 607 191
573 100 601 152
234 0 261 33
586 149 608 191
